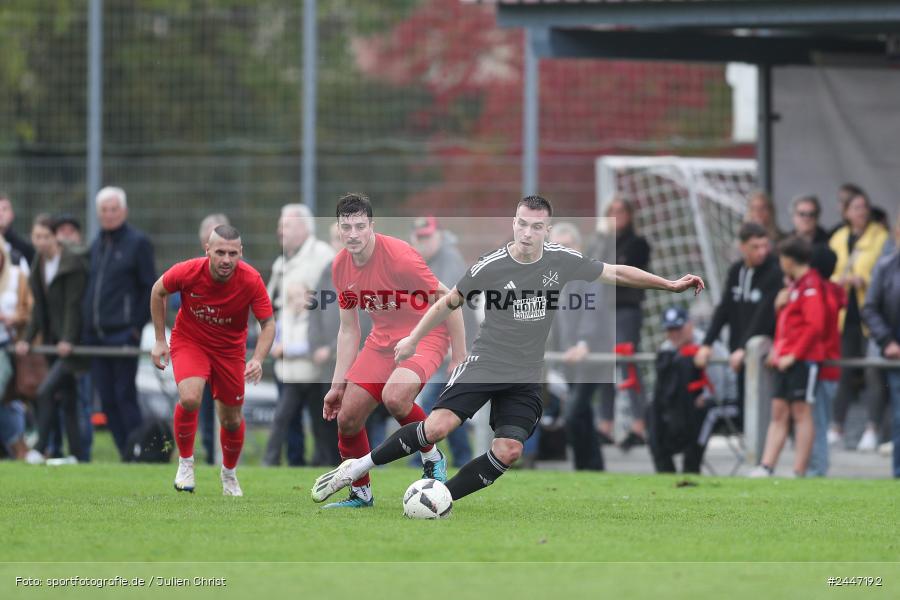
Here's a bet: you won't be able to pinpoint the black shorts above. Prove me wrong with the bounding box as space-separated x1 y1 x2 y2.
773 361 819 403
434 356 543 443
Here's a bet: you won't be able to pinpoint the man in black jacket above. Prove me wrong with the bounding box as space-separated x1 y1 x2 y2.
695 222 783 411
81 186 156 461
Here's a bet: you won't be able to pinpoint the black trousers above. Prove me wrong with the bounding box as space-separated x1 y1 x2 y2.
646 405 708 474
34 359 82 459
565 381 609 471
834 320 866 427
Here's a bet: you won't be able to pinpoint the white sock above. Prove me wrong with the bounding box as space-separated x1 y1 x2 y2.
221 466 235 476
420 446 442 464
180 455 194 463
351 483 372 502
348 454 375 481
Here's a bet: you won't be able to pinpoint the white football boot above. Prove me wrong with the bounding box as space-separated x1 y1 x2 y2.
311 459 355 503
174 456 195 493
221 467 243 497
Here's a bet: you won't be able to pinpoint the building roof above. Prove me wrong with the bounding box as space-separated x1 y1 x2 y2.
471 0 900 65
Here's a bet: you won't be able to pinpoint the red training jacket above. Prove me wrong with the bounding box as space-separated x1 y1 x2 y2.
773 268 827 362
819 280 847 381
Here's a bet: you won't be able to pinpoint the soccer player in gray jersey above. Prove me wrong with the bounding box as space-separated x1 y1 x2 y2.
312 195 704 506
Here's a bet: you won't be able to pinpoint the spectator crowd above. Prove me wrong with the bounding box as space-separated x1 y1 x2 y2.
0 182 897 480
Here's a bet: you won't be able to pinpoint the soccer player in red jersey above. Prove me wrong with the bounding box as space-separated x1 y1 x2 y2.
317 193 466 509
150 225 275 496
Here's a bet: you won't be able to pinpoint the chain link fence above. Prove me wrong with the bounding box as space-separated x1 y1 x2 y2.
0 0 742 281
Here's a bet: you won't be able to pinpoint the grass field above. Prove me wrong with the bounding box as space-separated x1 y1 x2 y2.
2 458 898 599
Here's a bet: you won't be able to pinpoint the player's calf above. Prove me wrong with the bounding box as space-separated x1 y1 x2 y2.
443 431 526 501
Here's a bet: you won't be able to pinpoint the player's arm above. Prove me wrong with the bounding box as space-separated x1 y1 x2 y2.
331 307 361 387
598 263 705 295
395 287 465 363
322 307 361 421
149 276 171 370
245 316 275 384
435 281 467 369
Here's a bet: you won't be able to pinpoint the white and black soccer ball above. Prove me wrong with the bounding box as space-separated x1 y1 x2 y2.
402 479 452 519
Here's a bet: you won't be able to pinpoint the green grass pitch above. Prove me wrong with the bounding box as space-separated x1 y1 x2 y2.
2 460 897 599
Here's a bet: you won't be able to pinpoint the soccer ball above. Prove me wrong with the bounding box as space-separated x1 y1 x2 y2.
402 479 452 519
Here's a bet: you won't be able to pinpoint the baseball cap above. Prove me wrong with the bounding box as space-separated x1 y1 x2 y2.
412 216 438 237
54 213 82 231
661 306 688 330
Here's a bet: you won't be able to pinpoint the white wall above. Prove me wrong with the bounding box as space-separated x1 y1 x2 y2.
772 66 900 232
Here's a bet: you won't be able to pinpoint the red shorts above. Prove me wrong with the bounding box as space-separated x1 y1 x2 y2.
171 341 246 406
344 331 447 403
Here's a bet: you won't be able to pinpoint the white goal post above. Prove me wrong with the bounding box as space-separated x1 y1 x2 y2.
596 155 758 352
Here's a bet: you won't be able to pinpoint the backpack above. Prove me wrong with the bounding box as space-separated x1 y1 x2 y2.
125 418 174 463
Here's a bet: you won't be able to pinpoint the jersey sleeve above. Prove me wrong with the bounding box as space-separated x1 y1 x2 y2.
251 273 274 321
456 254 492 298
400 246 441 294
564 252 605 283
161 260 190 293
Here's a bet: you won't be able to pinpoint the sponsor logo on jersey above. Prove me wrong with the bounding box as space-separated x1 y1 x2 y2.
513 295 547 321
503 281 516 290
542 270 559 288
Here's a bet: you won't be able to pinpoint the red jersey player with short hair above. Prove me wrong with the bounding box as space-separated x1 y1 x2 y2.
315 192 466 509
150 225 275 496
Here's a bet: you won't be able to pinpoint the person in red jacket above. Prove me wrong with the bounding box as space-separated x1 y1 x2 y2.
750 236 826 477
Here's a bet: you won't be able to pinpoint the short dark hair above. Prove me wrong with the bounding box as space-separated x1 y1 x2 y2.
791 194 820 216
336 192 373 220
839 182 865 198
738 221 768 243
778 235 812 265
212 224 241 240
517 194 552 217
33 213 57 233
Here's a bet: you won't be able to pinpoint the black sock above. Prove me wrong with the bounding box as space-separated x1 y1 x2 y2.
445 450 508 501
371 422 430 466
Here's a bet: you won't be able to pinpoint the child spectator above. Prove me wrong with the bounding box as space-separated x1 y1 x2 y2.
750 237 826 477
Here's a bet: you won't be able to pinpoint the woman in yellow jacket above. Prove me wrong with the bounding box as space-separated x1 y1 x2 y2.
828 192 889 446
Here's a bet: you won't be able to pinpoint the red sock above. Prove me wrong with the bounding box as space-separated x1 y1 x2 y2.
173 403 198 459
397 403 434 452
220 419 245 469
338 428 371 487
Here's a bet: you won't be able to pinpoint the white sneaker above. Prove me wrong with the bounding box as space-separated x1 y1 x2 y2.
174 457 195 493
747 465 773 478
827 429 843 447
856 429 878 452
311 459 355 503
221 467 243 497
25 449 45 465
878 441 893 457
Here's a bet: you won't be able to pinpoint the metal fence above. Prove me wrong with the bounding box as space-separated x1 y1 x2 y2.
0 0 741 282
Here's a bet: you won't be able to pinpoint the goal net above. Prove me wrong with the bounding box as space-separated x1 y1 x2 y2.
596 155 758 352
